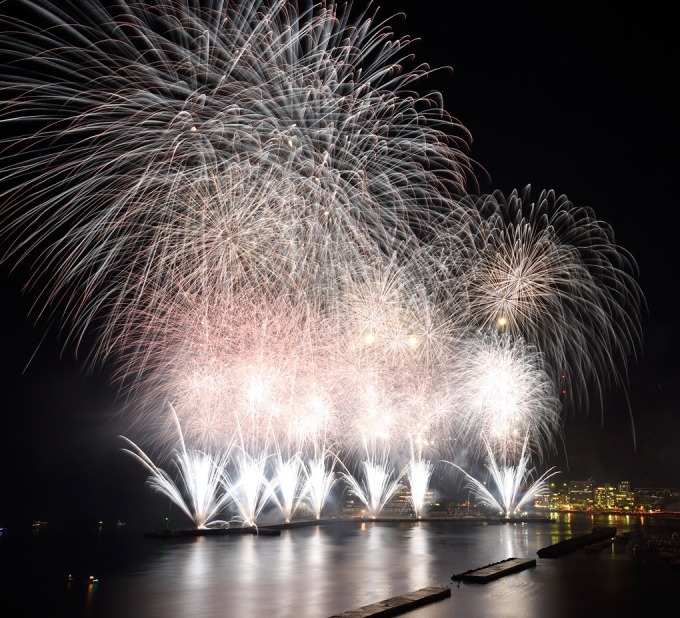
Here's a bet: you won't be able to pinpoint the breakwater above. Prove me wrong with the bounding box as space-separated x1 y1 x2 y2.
451 557 536 583
327 586 451 617
537 526 616 558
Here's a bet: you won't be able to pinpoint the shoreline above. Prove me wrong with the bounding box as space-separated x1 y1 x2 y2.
144 514 556 538
141 510 680 540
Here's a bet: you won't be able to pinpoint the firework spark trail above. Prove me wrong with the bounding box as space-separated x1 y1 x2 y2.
223 448 278 527
122 288 342 456
445 434 560 518
0 0 473 368
125 262 459 476
405 457 434 519
302 447 340 519
271 450 305 523
341 453 404 517
120 407 233 529
330 261 462 468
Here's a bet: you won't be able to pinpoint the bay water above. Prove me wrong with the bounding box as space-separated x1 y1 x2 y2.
3 513 678 617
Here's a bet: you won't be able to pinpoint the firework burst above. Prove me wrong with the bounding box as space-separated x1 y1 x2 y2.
120 407 233 529
0 0 473 368
302 447 340 519
443 186 644 419
452 330 563 462
341 452 404 518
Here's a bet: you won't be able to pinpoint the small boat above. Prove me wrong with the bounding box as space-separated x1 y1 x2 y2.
116 520 127 527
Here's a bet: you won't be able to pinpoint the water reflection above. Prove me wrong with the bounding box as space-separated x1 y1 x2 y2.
407 523 429 590
83 577 98 615
6 514 680 618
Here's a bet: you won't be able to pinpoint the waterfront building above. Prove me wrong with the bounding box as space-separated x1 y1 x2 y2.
534 479 636 512
594 483 617 510
568 479 595 509
634 487 680 511
615 482 635 510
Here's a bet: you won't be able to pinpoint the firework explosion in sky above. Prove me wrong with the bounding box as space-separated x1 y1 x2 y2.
0 1 647 526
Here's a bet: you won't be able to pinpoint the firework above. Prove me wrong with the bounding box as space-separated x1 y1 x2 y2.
442 186 644 419
271 451 305 523
223 449 278 527
120 408 233 529
446 434 560 518
452 330 563 462
0 1 645 524
301 447 340 520
121 289 339 453
0 0 473 368
405 457 434 518
341 452 404 518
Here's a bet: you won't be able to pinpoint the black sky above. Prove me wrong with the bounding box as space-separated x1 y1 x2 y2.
1 1 678 528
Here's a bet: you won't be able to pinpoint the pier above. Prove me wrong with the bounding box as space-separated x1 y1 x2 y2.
451 557 536 583
327 586 451 618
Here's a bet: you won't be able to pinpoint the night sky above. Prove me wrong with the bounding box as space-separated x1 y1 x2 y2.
1 1 678 529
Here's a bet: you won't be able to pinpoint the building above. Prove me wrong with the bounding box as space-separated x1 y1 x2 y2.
568 479 595 509
532 478 662 513
634 487 680 511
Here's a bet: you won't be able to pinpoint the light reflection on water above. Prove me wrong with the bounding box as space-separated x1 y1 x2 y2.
4 514 680 617
406 524 429 591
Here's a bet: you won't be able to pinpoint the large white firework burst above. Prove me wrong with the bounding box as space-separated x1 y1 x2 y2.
121 287 340 455
452 330 563 463
0 0 473 366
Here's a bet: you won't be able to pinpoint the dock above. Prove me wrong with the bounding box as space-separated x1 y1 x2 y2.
327 586 451 617
537 526 616 558
451 557 536 583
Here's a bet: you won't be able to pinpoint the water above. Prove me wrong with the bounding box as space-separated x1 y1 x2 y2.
3 514 679 617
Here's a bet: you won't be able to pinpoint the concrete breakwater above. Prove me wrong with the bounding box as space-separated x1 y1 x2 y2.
449 526 618 585
451 557 537 583
327 586 451 617
537 526 617 558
